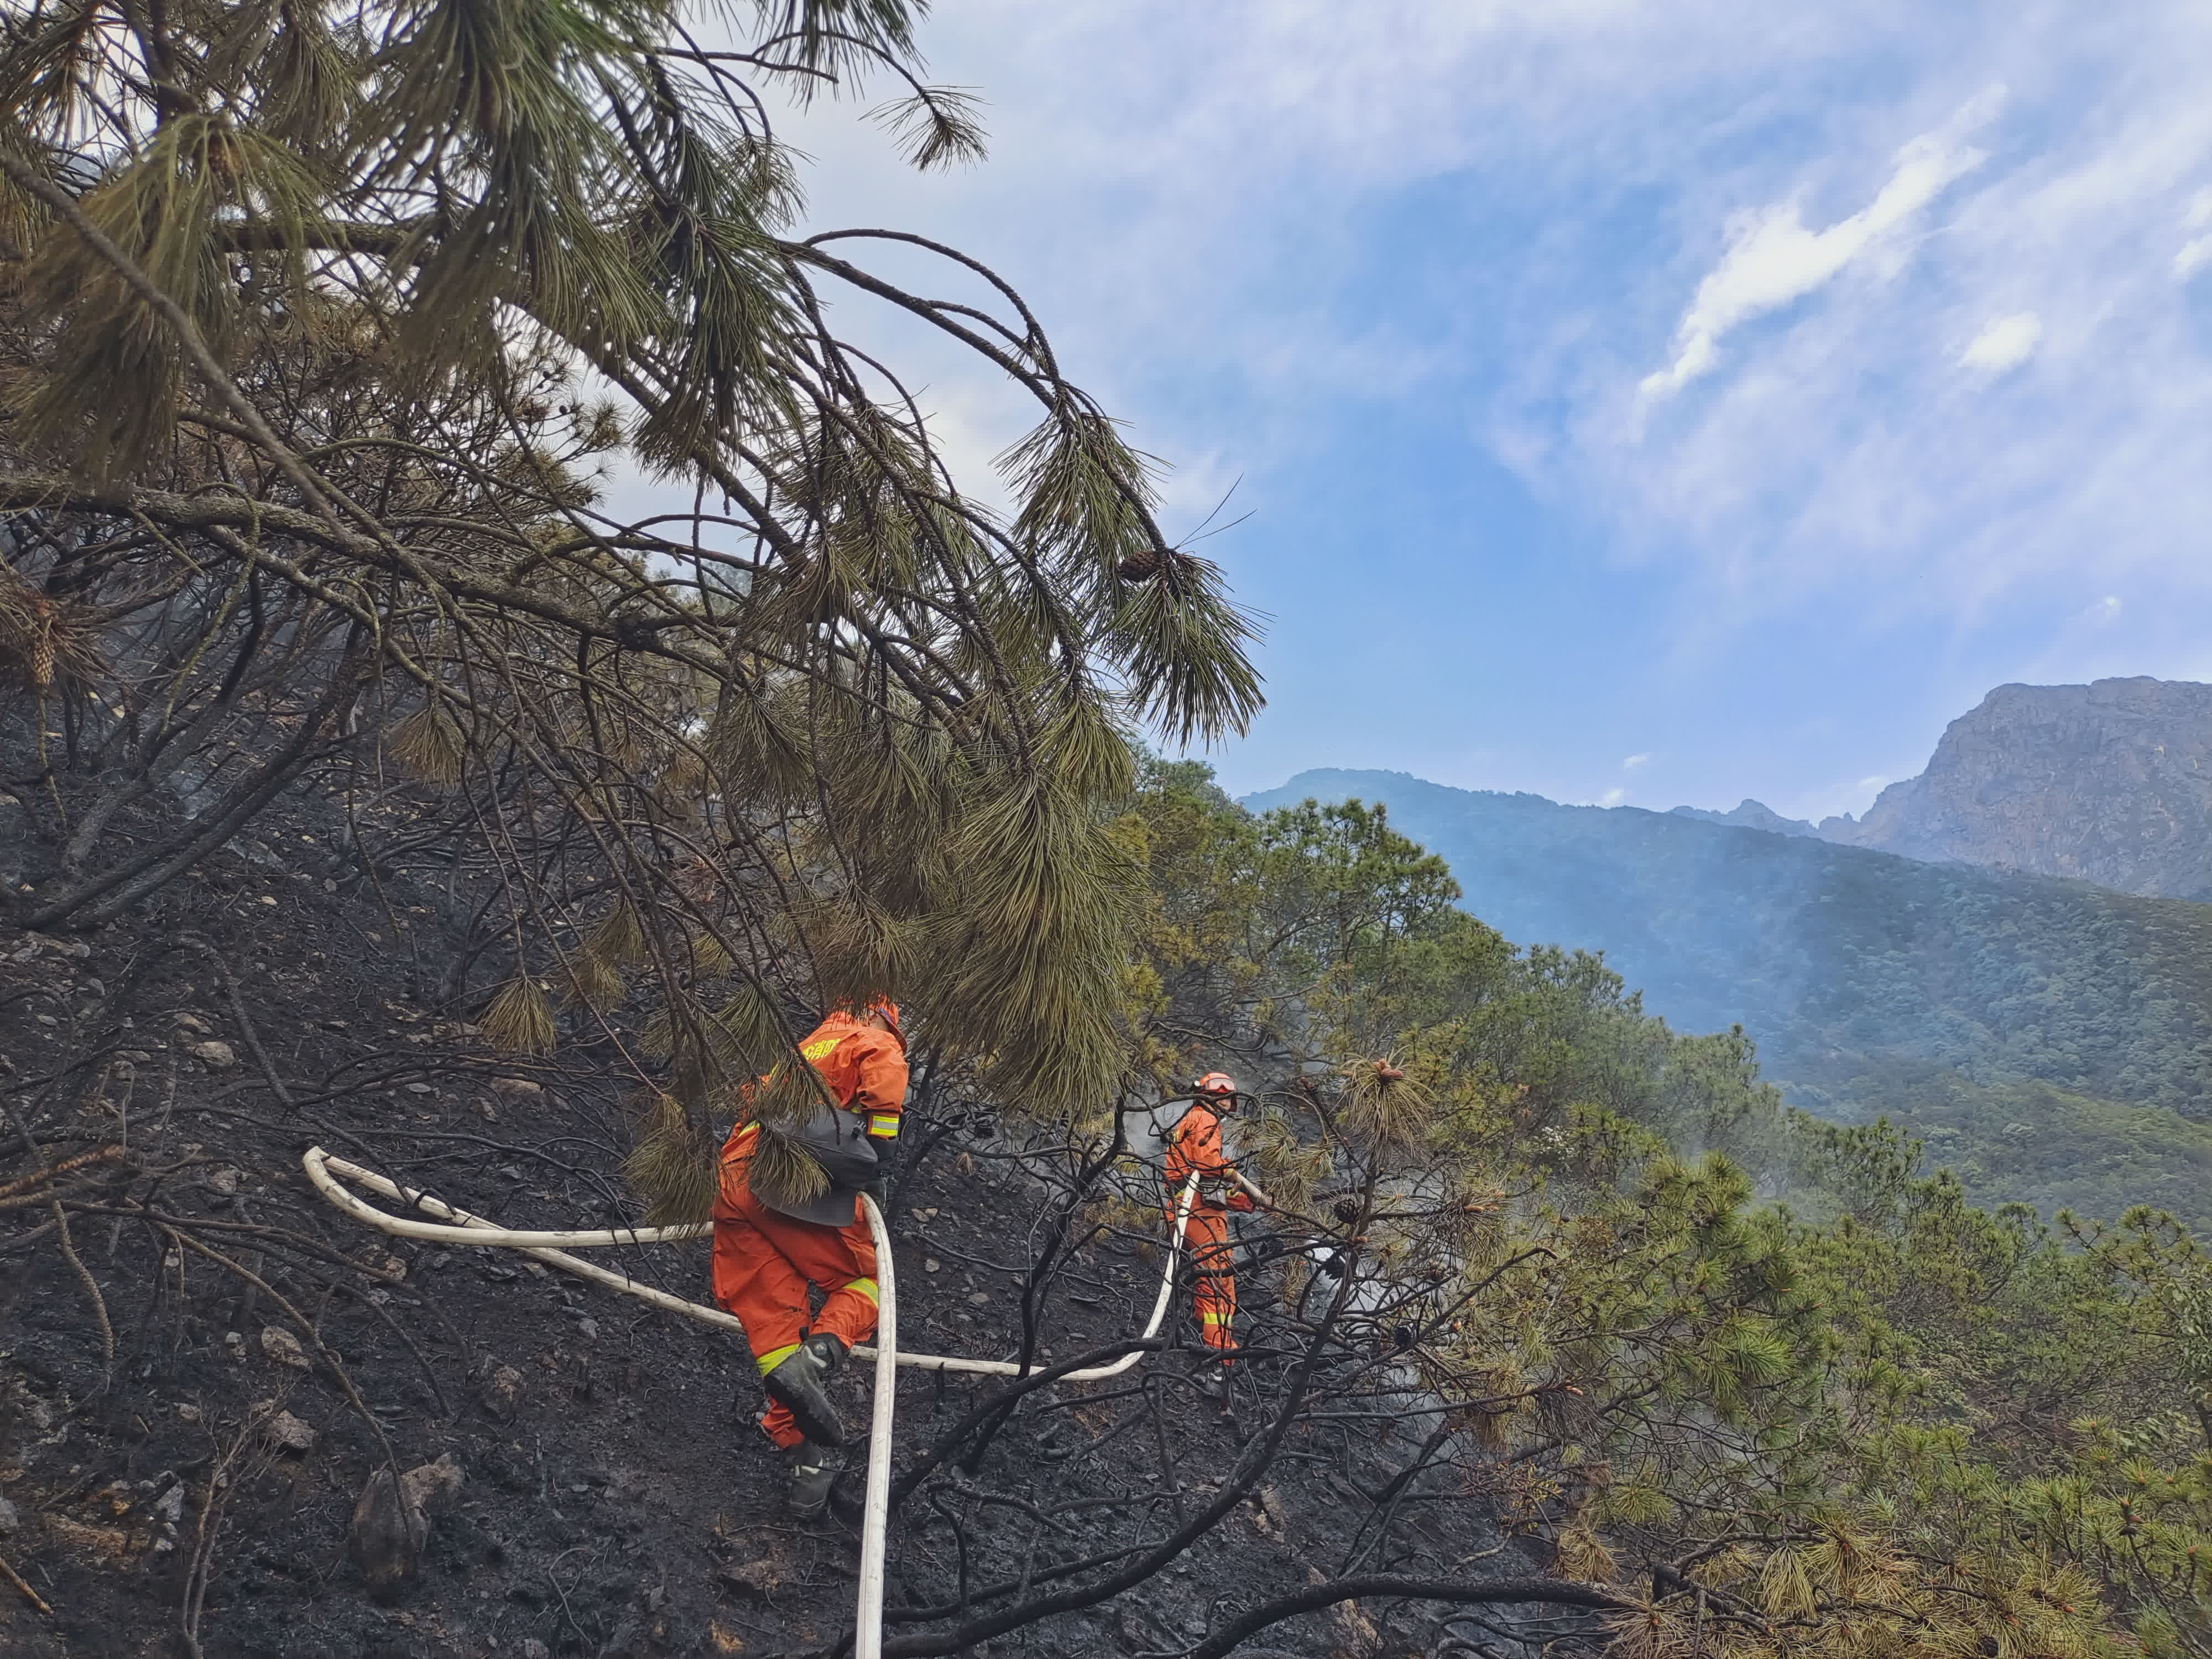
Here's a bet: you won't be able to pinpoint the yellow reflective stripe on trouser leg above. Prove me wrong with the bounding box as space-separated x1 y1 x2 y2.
757 1342 801 1376
867 1115 899 1138
844 1277 879 1306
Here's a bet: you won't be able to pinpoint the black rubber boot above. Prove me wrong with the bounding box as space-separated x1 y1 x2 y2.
764 1333 849 1447
787 1441 839 1520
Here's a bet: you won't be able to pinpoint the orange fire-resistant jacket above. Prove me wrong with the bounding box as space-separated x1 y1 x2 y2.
1164 1100 1253 1214
789 1009 910 1141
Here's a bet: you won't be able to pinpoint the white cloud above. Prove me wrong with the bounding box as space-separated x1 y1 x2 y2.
1959 311 2042 373
1641 112 1993 399
1579 40 2212 637
1622 752 1651 770
1599 786 1627 806
2084 594 2124 625
2176 190 2212 278
738 0 2212 770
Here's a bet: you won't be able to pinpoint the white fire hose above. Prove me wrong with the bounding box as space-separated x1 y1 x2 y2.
302 1149 1203 1657
301 1149 1194 1379
856 1190 895 1659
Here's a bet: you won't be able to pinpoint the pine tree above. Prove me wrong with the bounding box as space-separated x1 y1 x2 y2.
0 0 1262 1214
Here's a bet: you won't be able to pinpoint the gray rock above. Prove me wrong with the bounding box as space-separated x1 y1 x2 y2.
349 1453 465 1597
259 1326 310 1369
187 1039 237 1070
265 1410 316 1453
0 1494 18 1535
401 1454 464 1514
480 1363 526 1421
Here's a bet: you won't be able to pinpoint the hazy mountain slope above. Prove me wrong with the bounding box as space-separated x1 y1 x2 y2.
1243 769 2212 1220
1819 676 2212 899
1670 800 1820 837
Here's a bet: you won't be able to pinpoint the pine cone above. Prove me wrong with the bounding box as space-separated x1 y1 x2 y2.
29 598 55 691
1115 546 1164 582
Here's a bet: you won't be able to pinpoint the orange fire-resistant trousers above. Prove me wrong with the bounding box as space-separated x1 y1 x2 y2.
711 1130 879 1448
1175 1206 1238 1360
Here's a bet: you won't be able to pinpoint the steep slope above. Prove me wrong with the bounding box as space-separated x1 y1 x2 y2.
0 819 1536 1659
1819 676 2212 899
1243 769 2212 1221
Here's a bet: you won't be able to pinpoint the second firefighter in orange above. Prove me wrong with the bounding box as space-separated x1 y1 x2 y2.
1164 1071 1254 1387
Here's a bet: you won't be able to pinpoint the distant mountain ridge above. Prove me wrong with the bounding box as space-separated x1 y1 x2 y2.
1240 766 2212 1224
1676 677 2212 899
1671 800 1819 838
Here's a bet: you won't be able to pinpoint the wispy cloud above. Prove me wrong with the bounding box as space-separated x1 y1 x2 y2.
1641 111 1994 399
2176 189 2212 279
738 1 2212 810
1960 311 2042 373
1622 752 1651 770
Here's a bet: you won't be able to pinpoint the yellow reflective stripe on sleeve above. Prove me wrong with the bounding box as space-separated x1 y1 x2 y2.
1200 1312 1232 1325
867 1115 900 1138
757 1342 801 1376
845 1277 879 1306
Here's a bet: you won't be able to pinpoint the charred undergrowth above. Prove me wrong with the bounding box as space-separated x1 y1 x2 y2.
2 748 1594 1659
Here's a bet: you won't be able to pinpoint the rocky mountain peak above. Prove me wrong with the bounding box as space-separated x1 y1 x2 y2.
1817 675 2212 898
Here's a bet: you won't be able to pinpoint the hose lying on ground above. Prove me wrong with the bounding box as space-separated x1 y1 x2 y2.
302 1147 1197 1380
305 1148 1202 1659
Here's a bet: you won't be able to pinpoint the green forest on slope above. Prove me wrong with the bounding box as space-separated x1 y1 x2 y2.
1120 757 2212 1659
1244 769 2212 1225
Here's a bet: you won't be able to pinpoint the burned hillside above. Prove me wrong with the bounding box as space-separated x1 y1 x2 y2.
2 765 1592 1659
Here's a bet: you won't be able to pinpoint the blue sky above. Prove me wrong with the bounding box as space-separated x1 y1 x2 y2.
743 1 2212 821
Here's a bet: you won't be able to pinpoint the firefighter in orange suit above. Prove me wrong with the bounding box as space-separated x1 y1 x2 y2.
1164 1071 1254 1389
711 1000 906 1515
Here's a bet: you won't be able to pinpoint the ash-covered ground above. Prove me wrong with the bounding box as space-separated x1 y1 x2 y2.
3 778 1548 1659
